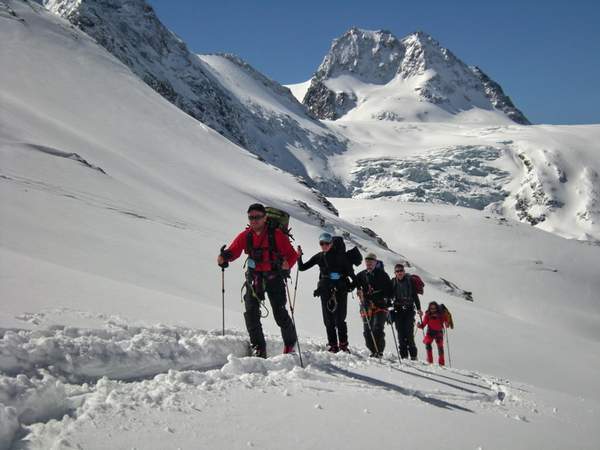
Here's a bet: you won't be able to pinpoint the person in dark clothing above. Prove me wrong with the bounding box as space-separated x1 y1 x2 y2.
217 203 298 358
297 232 356 353
355 253 392 357
390 263 423 360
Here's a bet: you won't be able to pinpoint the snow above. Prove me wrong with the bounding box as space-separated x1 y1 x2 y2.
198 54 345 188
1 318 598 449
285 80 311 103
326 121 600 241
1 1 600 449
303 28 528 125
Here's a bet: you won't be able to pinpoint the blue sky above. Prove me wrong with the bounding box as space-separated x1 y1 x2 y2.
147 0 599 125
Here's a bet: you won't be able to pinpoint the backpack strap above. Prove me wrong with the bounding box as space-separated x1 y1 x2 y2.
246 230 253 256
267 224 282 270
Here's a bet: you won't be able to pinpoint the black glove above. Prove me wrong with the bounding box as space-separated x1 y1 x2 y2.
219 245 231 268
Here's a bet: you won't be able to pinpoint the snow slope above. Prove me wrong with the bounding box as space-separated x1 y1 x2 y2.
1 1 600 449
198 53 348 195
42 0 348 193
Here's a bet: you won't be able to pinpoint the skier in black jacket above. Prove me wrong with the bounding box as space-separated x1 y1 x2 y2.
297 232 356 353
356 253 392 357
390 263 423 360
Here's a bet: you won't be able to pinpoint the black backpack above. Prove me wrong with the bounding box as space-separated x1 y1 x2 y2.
331 236 346 255
346 246 363 266
330 236 362 267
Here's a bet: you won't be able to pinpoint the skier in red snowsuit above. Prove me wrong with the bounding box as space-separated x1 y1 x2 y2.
217 204 298 358
418 301 450 366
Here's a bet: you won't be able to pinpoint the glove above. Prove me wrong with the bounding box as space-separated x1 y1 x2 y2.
218 245 231 268
280 269 291 279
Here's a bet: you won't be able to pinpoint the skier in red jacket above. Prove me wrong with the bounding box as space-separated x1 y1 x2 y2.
418 301 451 366
217 204 298 358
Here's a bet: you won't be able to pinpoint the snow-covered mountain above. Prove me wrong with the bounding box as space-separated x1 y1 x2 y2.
42 0 347 193
1 2 600 449
285 28 600 242
38 3 600 241
299 28 529 124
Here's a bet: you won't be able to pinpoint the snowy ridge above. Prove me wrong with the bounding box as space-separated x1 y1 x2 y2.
43 0 348 192
197 53 348 195
302 28 529 124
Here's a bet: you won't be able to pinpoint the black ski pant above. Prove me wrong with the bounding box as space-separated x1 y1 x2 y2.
394 310 417 359
320 288 348 347
243 272 296 354
363 309 387 355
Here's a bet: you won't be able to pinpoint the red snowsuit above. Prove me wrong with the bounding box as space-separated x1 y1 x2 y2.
418 312 449 366
223 226 299 355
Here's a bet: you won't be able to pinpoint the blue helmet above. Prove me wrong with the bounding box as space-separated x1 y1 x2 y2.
319 232 333 243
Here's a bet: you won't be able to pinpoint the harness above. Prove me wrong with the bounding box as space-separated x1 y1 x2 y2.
245 225 283 272
241 225 284 317
358 270 387 317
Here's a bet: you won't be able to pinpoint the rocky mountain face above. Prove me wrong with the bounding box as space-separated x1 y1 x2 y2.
43 0 346 191
304 28 530 124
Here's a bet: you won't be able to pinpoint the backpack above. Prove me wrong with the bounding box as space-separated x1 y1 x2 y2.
345 246 363 267
265 207 292 238
330 236 362 267
410 274 425 295
330 236 346 255
440 304 454 329
246 206 293 270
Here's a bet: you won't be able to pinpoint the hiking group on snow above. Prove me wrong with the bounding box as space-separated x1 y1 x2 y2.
217 203 454 365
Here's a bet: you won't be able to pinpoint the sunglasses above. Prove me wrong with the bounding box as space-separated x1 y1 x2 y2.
319 241 332 246
248 214 265 221
395 269 405 273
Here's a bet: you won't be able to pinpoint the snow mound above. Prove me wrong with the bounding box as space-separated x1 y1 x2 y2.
4 316 590 449
0 322 253 382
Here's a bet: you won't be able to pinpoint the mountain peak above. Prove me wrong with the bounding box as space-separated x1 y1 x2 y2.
304 28 529 124
316 27 404 84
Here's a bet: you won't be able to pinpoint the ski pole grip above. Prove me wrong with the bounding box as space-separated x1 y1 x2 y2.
219 244 229 269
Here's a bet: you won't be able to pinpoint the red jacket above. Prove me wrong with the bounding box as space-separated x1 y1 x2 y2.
418 312 449 332
225 227 298 272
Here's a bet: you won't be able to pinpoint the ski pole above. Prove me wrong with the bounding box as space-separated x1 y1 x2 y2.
219 245 229 336
221 268 225 336
285 280 304 368
388 311 401 364
445 326 452 367
355 291 380 358
292 265 300 310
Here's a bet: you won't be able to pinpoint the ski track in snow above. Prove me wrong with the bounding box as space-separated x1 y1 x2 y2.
1 311 544 449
